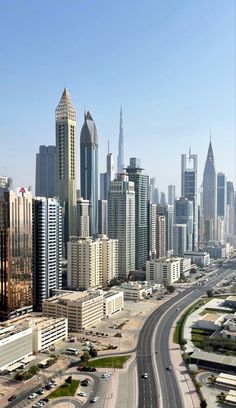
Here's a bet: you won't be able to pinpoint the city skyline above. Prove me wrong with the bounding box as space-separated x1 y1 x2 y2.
0 1 235 193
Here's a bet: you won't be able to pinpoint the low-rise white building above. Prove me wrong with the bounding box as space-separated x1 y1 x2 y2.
146 258 180 285
221 312 236 341
184 251 210 266
180 257 192 276
31 317 68 352
103 291 124 317
0 324 32 370
112 282 153 300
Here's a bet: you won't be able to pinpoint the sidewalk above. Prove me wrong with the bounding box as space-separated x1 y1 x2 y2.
169 325 200 408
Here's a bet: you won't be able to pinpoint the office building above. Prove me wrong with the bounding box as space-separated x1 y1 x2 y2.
80 111 98 236
108 174 135 278
148 177 156 202
184 251 210 267
117 107 125 173
0 187 32 321
173 224 187 257
216 217 225 241
174 197 193 251
126 158 149 269
181 149 198 250
103 291 124 317
67 235 118 289
77 198 90 238
160 192 166 205
43 291 104 331
168 185 176 206
217 173 227 219
98 199 108 235
106 143 115 195
35 145 56 198
156 204 173 255
148 202 156 259
113 281 153 300
100 173 107 201
153 188 159 205
0 176 12 197
55 88 77 250
203 140 216 238
32 197 62 311
156 215 166 259
226 181 235 235
146 258 180 285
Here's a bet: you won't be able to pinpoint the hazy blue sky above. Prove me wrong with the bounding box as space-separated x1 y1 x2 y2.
0 0 235 195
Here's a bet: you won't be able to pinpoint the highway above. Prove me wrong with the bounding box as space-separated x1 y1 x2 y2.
136 260 236 408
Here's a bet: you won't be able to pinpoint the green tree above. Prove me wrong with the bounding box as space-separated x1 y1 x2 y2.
89 348 97 358
65 375 72 384
80 352 90 363
167 285 175 293
200 400 207 408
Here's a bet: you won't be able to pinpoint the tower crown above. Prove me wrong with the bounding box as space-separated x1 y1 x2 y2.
80 111 98 146
55 88 76 122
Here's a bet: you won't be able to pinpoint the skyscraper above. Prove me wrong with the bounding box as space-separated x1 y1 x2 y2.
148 202 156 259
35 145 56 198
98 199 108 235
32 197 62 311
173 224 187 257
106 142 115 194
226 181 235 235
156 215 166 259
0 187 32 321
156 204 173 255
80 111 98 236
55 88 77 250
126 158 149 270
181 149 198 250
168 185 176 206
108 174 135 278
202 140 216 239
117 107 125 173
174 197 193 251
217 172 227 219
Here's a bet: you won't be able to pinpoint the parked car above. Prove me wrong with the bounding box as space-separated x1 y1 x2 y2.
8 395 16 401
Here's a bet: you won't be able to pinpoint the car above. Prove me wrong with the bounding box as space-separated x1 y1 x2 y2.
28 393 38 399
78 391 87 397
38 400 47 406
142 373 148 379
91 396 99 403
166 366 172 371
176 308 180 311
80 380 89 387
36 388 45 395
8 395 16 401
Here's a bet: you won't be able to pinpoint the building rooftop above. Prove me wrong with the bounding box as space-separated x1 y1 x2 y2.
44 290 103 306
200 313 221 322
191 350 236 368
226 295 236 302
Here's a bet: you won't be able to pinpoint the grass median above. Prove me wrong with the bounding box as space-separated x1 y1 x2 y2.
48 379 79 399
86 355 131 369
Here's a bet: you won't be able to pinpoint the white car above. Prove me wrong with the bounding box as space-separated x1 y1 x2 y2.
28 393 37 399
143 373 148 379
78 391 87 397
91 396 99 403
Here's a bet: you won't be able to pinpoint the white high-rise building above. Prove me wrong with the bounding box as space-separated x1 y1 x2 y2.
67 235 118 289
77 198 90 238
168 185 176 206
148 202 156 259
32 197 62 311
156 215 166 259
173 224 187 257
98 199 108 235
146 258 180 285
108 174 135 278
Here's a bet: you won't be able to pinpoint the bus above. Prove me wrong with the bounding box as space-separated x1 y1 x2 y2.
66 348 79 356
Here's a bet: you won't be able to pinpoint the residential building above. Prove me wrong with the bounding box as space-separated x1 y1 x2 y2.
108 174 135 278
35 145 56 198
179 257 191 276
32 197 62 311
80 111 98 236
156 204 173 255
98 199 108 235
160 192 166 205
67 236 118 289
173 224 187 257
0 176 12 197
126 158 149 269
148 202 156 259
217 172 227 219
55 88 77 250
226 181 235 235
0 187 32 321
174 197 193 251
77 198 90 238
156 215 166 258
181 150 198 250
146 258 180 285
43 291 104 331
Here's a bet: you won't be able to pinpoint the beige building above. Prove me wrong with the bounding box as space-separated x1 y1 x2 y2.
77 198 90 237
103 291 124 317
43 291 104 331
156 215 166 259
146 257 180 285
113 281 153 300
67 235 118 289
31 317 68 352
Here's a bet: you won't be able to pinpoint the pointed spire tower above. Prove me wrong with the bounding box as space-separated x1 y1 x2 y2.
117 107 125 173
202 134 216 239
55 88 77 252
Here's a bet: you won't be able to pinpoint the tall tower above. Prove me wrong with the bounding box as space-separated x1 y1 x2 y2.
55 88 77 251
181 149 198 250
217 172 227 219
126 158 149 269
80 111 98 236
106 142 115 196
202 140 216 238
108 174 135 278
35 145 56 198
117 107 125 173
0 187 32 321
174 197 193 251
32 197 62 311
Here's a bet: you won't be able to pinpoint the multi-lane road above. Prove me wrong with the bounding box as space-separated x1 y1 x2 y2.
136 260 236 408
